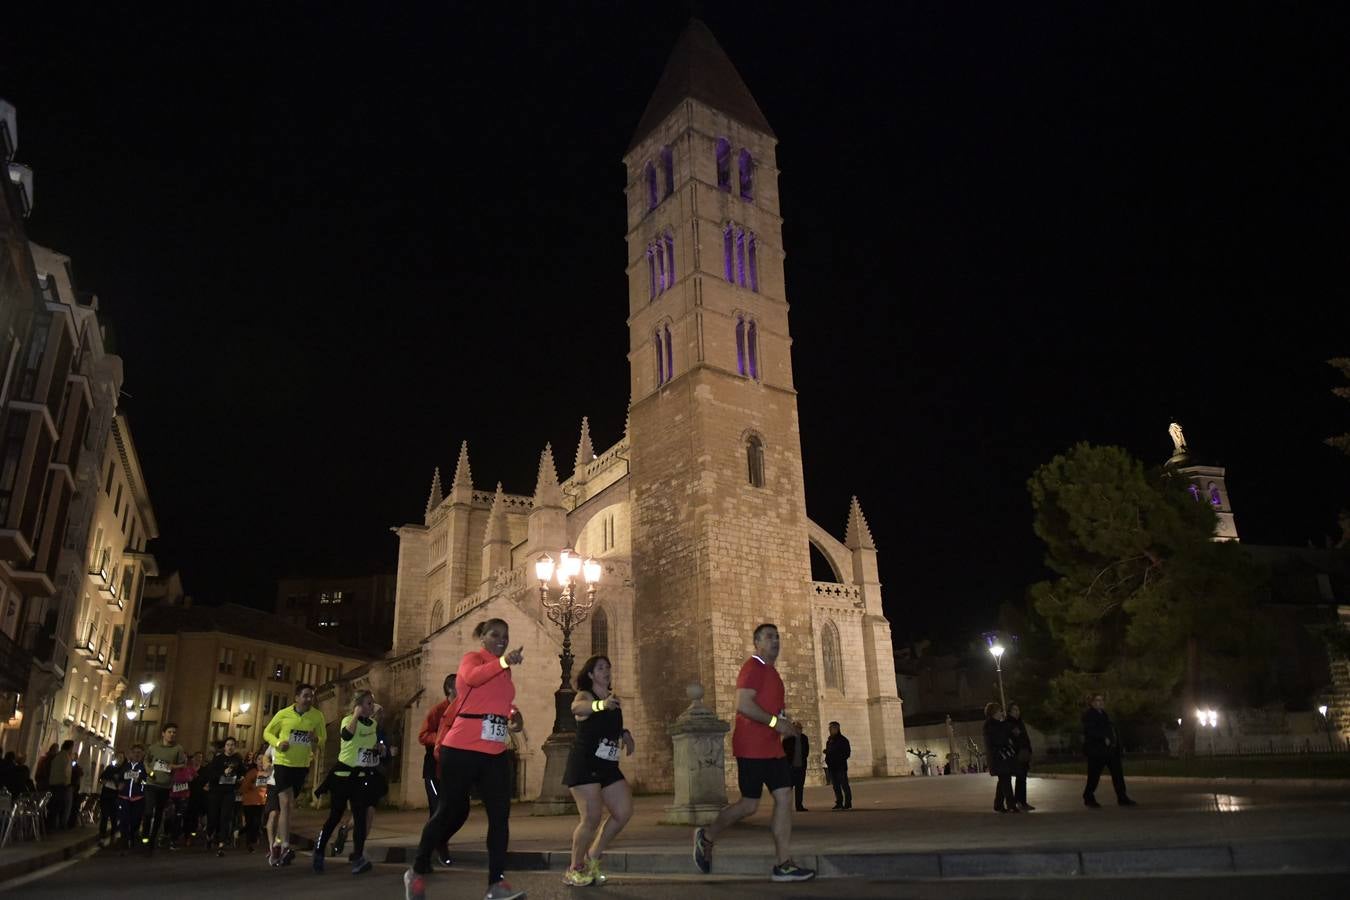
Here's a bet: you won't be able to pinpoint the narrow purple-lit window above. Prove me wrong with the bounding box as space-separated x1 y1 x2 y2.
664 325 674 383
647 246 656 300
655 241 665 294
1209 483 1221 506
646 163 658 210
736 228 746 287
1188 484 1200 502
723 225 734 282
716 138 731 191
738 149 753 200
661 146 674 197
735 317 746 376
747 320 759 380
664 233 675 290
654 332 665 386
748 235 759 293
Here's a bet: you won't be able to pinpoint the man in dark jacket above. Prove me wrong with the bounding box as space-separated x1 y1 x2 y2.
782 731 809 812
1082 694 1137 808
824 722 851 810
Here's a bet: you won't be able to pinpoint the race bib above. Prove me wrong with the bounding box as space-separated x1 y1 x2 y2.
172 782 189 793
357 747 381 766
219 775 238 785
595 738 620 762
153 760 171 773
480 714 508 744
288 729 312 745
124 771 138 781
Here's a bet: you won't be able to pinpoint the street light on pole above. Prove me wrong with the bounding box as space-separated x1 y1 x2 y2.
989 643 1006 710
1319 704 1334 751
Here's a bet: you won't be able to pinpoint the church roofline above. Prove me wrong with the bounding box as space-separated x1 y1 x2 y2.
627 18 774 153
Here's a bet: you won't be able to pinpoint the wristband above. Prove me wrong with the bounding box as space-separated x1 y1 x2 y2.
499 655 510 669
592 700 604 713
768 715 778 729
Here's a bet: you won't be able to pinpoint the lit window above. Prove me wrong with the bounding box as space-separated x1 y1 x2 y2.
736 317 747 376
748 235 759 293
715 138 731 191
664 232 675 290
723 224 734 282
738 149 754 200
1209 482 1222 506
746 435 765 488
663 325 673 384
747 320 759 380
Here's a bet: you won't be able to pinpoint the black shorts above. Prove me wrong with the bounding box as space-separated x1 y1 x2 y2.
736 756 793 799
264 788 280 814
271 765 309 796
562 760 625 789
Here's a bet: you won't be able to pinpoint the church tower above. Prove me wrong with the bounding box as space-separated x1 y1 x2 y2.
624 20 818 785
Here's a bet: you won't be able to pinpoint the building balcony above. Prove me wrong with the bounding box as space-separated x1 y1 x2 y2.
0 626 32 694
1 561 56 599
97 580 118 603
123 549 159 578
0 529 34 565
72 632 97 658
88 562 110 586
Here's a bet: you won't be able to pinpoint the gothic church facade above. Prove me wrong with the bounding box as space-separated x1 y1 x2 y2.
382 21 907 802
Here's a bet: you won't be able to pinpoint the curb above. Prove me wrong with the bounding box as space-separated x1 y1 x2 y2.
1032 772 1350 789
0 833 102 885
364 838 1350 879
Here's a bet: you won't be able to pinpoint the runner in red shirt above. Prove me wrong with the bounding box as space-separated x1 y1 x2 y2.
404 618 526 900
693 623 816 882
417 673 458 867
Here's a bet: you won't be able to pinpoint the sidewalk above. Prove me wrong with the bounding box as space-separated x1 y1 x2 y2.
288 774 1350 878
0 825 101 885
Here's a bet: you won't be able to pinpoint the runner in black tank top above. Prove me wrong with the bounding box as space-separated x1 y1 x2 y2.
561 655 635 887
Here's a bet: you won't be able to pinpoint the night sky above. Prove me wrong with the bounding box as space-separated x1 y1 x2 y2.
4 4 1348 645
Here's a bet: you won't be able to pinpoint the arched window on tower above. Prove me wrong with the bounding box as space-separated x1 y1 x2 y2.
664 232 675 290
661 146 675 198
821 620 843 692
1209 482 1222 506
748 235 759 293
664 324 674 383
647 245 656 300
738 149 754 200
736 228 747 287
716 138 731 191
747 319 759 380
591 607 609 657
654 331 665 387
723 224 734 282
646 162 658 210
429 600 444 635
1188 484 1201 502
746 433 765 488
655 240 665 293
735 316 747 376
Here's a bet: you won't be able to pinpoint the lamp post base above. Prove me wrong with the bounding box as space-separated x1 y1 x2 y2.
531 731 577 815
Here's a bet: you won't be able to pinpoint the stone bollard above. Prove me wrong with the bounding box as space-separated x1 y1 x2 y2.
662 682 730 825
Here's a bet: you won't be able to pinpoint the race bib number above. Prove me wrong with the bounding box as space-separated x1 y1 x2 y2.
219 775 238 785
480 714 508 744
172 782 189 793
153 760 171 773
357 747 381 766
288 729 312 745
595 738 620 762
124 771 138 781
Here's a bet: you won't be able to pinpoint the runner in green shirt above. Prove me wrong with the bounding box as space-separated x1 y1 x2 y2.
142 724 186 854
261 683 326 866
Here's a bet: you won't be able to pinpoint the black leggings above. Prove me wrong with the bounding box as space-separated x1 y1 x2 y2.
415 747 511 884
242 805 264 847
206 789 236 844
316 773 373 859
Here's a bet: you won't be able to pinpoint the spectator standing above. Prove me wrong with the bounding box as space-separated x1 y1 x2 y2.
782 730 809 812
1081 694 1137 808
47 740 74 829
824 722 852 810
983 702 1017 813
1008 703 1035 811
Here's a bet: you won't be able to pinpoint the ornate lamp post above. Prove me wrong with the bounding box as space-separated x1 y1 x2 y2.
989 644 1007 710
532 548 601 814
534 549 602 735
124 680 156 730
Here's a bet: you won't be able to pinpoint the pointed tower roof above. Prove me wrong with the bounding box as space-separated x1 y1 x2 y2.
532 443 564 509
425 467 443 515
844 496 877 551
574 417 595 477
628 19 774 151
484 482 512 545
450 440 473 499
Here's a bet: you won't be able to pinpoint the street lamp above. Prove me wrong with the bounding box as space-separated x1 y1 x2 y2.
233 700 253 744
1196 708 1219 755
535 549 602 735
1319 704 1335 751
989 643 1007 710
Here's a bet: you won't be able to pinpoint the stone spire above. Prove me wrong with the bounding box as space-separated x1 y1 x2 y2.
485 482 511 545
844 495 876 551
574 417 595 479
449 440 473 504
533 443 564 509
425 467 443 515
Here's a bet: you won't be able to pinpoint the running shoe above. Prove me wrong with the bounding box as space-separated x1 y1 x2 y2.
563 866 594 886
216 843 226 857
483 880 526 900
771 860 816 882
437 846 455 867
403 869 426 900
693 827 712 874
586 856 608 885
268 844 281 866
351 856 372 875
280 846 296 866
333 824 349 855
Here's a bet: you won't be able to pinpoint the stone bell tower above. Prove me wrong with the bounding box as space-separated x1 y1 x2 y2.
623 20 819 787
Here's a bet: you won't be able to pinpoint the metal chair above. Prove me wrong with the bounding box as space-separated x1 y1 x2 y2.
0 792 48 847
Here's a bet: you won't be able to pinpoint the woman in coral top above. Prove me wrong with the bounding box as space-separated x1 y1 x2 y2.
405 618 525 900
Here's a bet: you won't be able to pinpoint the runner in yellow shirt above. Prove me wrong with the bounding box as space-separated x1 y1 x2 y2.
262 683 326 866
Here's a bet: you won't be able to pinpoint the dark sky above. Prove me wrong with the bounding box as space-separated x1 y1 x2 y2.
4 3 1348 644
